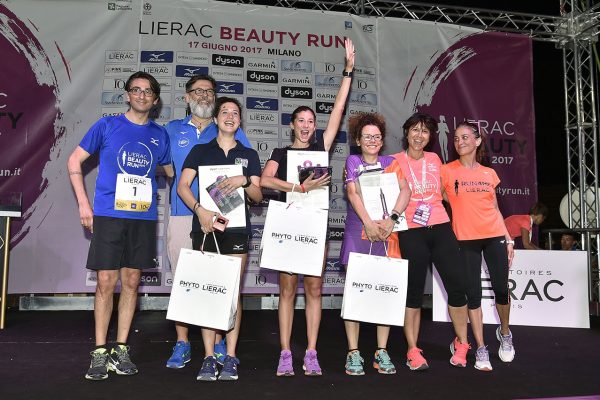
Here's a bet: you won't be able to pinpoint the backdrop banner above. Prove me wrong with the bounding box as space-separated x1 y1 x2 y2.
1 0 535 293
432 250 590 328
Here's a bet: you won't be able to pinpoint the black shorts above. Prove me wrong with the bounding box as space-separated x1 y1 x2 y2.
86 216 157 270
192 231 249 255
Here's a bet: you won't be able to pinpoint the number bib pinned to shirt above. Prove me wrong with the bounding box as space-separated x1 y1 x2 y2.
114 173 152 212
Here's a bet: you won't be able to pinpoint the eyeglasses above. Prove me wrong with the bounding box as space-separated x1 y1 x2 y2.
362 134 383 142
187 88 216 97
128 87 154 96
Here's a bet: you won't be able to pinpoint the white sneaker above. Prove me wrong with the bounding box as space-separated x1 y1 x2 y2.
474 346 493 371
496 326 515 362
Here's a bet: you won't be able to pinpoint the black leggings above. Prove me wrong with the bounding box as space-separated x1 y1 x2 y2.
459 236 510 309
399 223 467 308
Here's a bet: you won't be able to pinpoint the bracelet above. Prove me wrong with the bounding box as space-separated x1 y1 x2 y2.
291 183 296 193
300 184 306 193
192 202 200 213
506 239 515 245
241 175 252 188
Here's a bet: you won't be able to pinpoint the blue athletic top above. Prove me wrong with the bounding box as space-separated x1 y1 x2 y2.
182 138 261 235
79 114 171 220
165 115 251 216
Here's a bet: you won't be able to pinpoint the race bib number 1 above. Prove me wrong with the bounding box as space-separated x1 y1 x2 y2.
114 173 152 212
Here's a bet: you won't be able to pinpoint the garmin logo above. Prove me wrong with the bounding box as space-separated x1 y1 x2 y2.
246 97 279 111
316 91 336 100
247 70 278 83
328 214 347 225
141 51 174 63
175 65 208 77
212 54 244 68
281 86 312 99
247 58 278 70
281 74 312 85
316 102 334 114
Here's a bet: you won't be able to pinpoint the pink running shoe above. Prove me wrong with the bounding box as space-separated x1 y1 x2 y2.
276 350 295 377
406 347 429 371
449 337 470 368
303 349 322 376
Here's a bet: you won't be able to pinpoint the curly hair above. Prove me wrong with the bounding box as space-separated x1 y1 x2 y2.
348 113 386 143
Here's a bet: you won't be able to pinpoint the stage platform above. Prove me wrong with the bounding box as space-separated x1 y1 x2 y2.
0 309 598 400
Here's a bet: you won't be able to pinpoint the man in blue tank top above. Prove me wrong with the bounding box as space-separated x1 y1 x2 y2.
67 71 173 381
164 74 251 370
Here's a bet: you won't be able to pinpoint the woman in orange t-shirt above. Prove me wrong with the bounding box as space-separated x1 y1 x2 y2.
393 113 469 372
441 122 515 372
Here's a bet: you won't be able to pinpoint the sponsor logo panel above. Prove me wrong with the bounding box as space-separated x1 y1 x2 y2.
175 65 209 78
280 60 312 73
142 64 173 77
281 86 312 99
104 64 137 76
350 92 378 106
246 84 278 97
331 143 349 160
314 62 344 74
139 271 162 286
216 81 244 95
141 50 174 63
281 100 306 113
176 52 209 64
247 58 278 71
247 110 277 125
281 73 312 86
246 97 278 111
246 126 279 140
212 53 244 68
105 50 137 63
315 75 342 88
210 67 244 81
246 70 279 84
101 107 127 117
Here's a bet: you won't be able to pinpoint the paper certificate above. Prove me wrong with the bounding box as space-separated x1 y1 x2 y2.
357 171 408 232
198 165 246 228
286 150 329 209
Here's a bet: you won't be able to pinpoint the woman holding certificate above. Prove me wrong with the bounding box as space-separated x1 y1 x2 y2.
177 97 262 381
440 121 515 372
339 113 410 375
392 113 470 371
259 38 355 377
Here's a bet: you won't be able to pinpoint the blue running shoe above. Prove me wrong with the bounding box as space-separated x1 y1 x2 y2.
214 339 227 366
197 356 218 381
166 341 191 369
218 355 240 381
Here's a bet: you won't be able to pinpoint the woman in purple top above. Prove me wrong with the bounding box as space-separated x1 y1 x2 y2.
340 113 410 376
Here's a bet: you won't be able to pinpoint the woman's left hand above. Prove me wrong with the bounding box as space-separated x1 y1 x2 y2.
218 175 245 195
507 244 514 268
380 218 395 239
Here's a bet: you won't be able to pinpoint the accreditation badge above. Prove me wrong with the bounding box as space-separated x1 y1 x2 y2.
412 201 432 226
114 173 152 212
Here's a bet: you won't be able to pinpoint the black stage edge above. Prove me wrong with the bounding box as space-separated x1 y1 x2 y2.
0 309 599 400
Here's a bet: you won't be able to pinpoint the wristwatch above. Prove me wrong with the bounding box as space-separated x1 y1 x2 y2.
342 70 353 78
241 176 252 189
390 212 400 223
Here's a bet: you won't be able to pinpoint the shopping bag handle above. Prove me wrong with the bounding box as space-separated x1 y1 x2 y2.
368 241 389 257
200 231 221 255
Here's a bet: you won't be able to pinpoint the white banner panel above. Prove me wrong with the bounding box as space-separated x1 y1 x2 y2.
432 250 590 328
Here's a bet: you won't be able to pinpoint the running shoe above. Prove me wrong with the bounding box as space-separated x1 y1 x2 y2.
166 341 191 369
406 347 429 371
449 337 470 368
303 349 322 376
496 326 515 362
276 350 295 377
474 345 493 371
219 355 240 381
197 356 218 381
373 349 396 374
345 350 364 376
108 344 138 376
214 338 227 366
85 348 109 381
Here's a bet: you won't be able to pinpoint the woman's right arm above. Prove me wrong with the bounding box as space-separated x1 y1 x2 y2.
177 167 216 233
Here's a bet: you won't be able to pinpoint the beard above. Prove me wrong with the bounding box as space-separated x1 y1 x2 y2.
189 99 214 119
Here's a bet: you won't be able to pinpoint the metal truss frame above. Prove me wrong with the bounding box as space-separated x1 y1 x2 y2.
226 0 600 301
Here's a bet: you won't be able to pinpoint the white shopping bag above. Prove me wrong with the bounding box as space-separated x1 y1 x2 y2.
259 200 328 276
167 236 241 331
341 252 408 326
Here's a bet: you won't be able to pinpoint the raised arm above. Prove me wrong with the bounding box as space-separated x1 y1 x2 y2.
67 146 93 232
322 38 355 152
